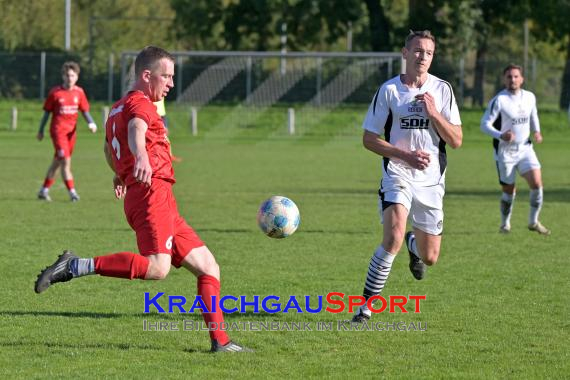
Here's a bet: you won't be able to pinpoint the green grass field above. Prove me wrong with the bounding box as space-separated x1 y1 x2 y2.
0 102 569 379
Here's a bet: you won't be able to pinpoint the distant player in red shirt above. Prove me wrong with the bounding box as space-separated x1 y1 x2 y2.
34 47 252 353
37 61 97 202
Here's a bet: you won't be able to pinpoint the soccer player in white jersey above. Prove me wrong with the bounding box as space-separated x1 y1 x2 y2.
480 64 550 235
352 30 462 323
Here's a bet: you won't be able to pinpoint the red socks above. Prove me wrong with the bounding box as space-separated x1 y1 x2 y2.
42 178 55 189
94 256 228 344
42 179 74 190
198 275 230 345
94 252 149 279
64 179 75 191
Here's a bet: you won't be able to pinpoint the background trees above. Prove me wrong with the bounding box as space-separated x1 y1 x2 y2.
0 0 567 108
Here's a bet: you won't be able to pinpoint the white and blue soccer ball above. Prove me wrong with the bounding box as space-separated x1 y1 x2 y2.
257 196 300 238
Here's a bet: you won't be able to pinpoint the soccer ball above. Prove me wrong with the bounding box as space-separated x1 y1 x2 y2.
257 196 300 238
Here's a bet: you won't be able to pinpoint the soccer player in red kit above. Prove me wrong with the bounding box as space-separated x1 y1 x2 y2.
37 61 97 202
35 47 252 353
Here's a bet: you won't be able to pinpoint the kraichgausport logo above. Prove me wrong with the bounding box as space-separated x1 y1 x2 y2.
144 292 426 314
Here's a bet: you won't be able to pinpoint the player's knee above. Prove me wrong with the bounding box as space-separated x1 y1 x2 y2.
199 255 220 278
147 262 171 280
422 250 439 266
383 234 404 254
182 246 220 279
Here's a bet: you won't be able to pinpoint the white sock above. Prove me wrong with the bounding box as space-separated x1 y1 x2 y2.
70 258 95 277
529 188 543 225
358 305 372 317
500 192 515 226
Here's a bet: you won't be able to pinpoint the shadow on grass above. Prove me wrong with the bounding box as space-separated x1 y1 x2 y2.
300 229 370 235
285 188 373 195
0 340 165 352
447 188 570 203
0 310 135 319
198 228 252 234
199 227 370 235
0 309 291 320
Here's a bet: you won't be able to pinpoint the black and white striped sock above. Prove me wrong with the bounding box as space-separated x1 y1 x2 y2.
69 258 95 277
359 246 396 314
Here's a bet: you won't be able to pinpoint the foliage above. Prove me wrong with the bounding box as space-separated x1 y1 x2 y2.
0 0 65 50
528 0 570 108
171 0 364 51
0 0 569 105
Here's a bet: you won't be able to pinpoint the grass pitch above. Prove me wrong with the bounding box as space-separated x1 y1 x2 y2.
0 101 568 379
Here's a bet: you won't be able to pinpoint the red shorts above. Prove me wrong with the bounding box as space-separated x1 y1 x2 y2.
124 179 204 268
50 129 76 159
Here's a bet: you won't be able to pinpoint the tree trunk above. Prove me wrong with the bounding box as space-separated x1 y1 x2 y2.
364 0 391 51
473 42 487 107
560 35 570 110
409 0 433 31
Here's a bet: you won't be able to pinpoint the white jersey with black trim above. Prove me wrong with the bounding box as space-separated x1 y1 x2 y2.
362 73 461 187
480 89 540 152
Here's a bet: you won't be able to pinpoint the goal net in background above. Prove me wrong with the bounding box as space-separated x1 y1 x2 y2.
120 51 403 137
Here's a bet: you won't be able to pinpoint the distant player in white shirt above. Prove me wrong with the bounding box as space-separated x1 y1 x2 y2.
353 30 462 323
480 64 550 235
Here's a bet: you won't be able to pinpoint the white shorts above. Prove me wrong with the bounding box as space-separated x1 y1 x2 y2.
496 143 541 185
378 176 444 235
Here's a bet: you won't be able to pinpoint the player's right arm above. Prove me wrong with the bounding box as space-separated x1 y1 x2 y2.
37 111 50 141
127 117 152 186
362 84 430 170
103 141 126 199
481 96 512 142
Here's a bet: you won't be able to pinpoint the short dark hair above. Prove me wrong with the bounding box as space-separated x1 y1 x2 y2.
61 61 80 75
134 46 175 77
405 30 436 48
503 63 524 76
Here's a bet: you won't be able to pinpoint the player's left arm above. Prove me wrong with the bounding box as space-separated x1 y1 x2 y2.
82 111 97 133
416 92 462 149
78 90 96 133
529 98 542 143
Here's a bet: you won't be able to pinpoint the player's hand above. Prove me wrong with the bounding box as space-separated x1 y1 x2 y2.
414 92 438 118
113 175 126 199
533 131 543 144
133 153 152 186
88 123 97 133
406 150 431 170
500 130 514 142
36 131 44 141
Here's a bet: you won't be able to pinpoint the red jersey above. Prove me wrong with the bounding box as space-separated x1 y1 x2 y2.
105 91 174 187
43 85 89 133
